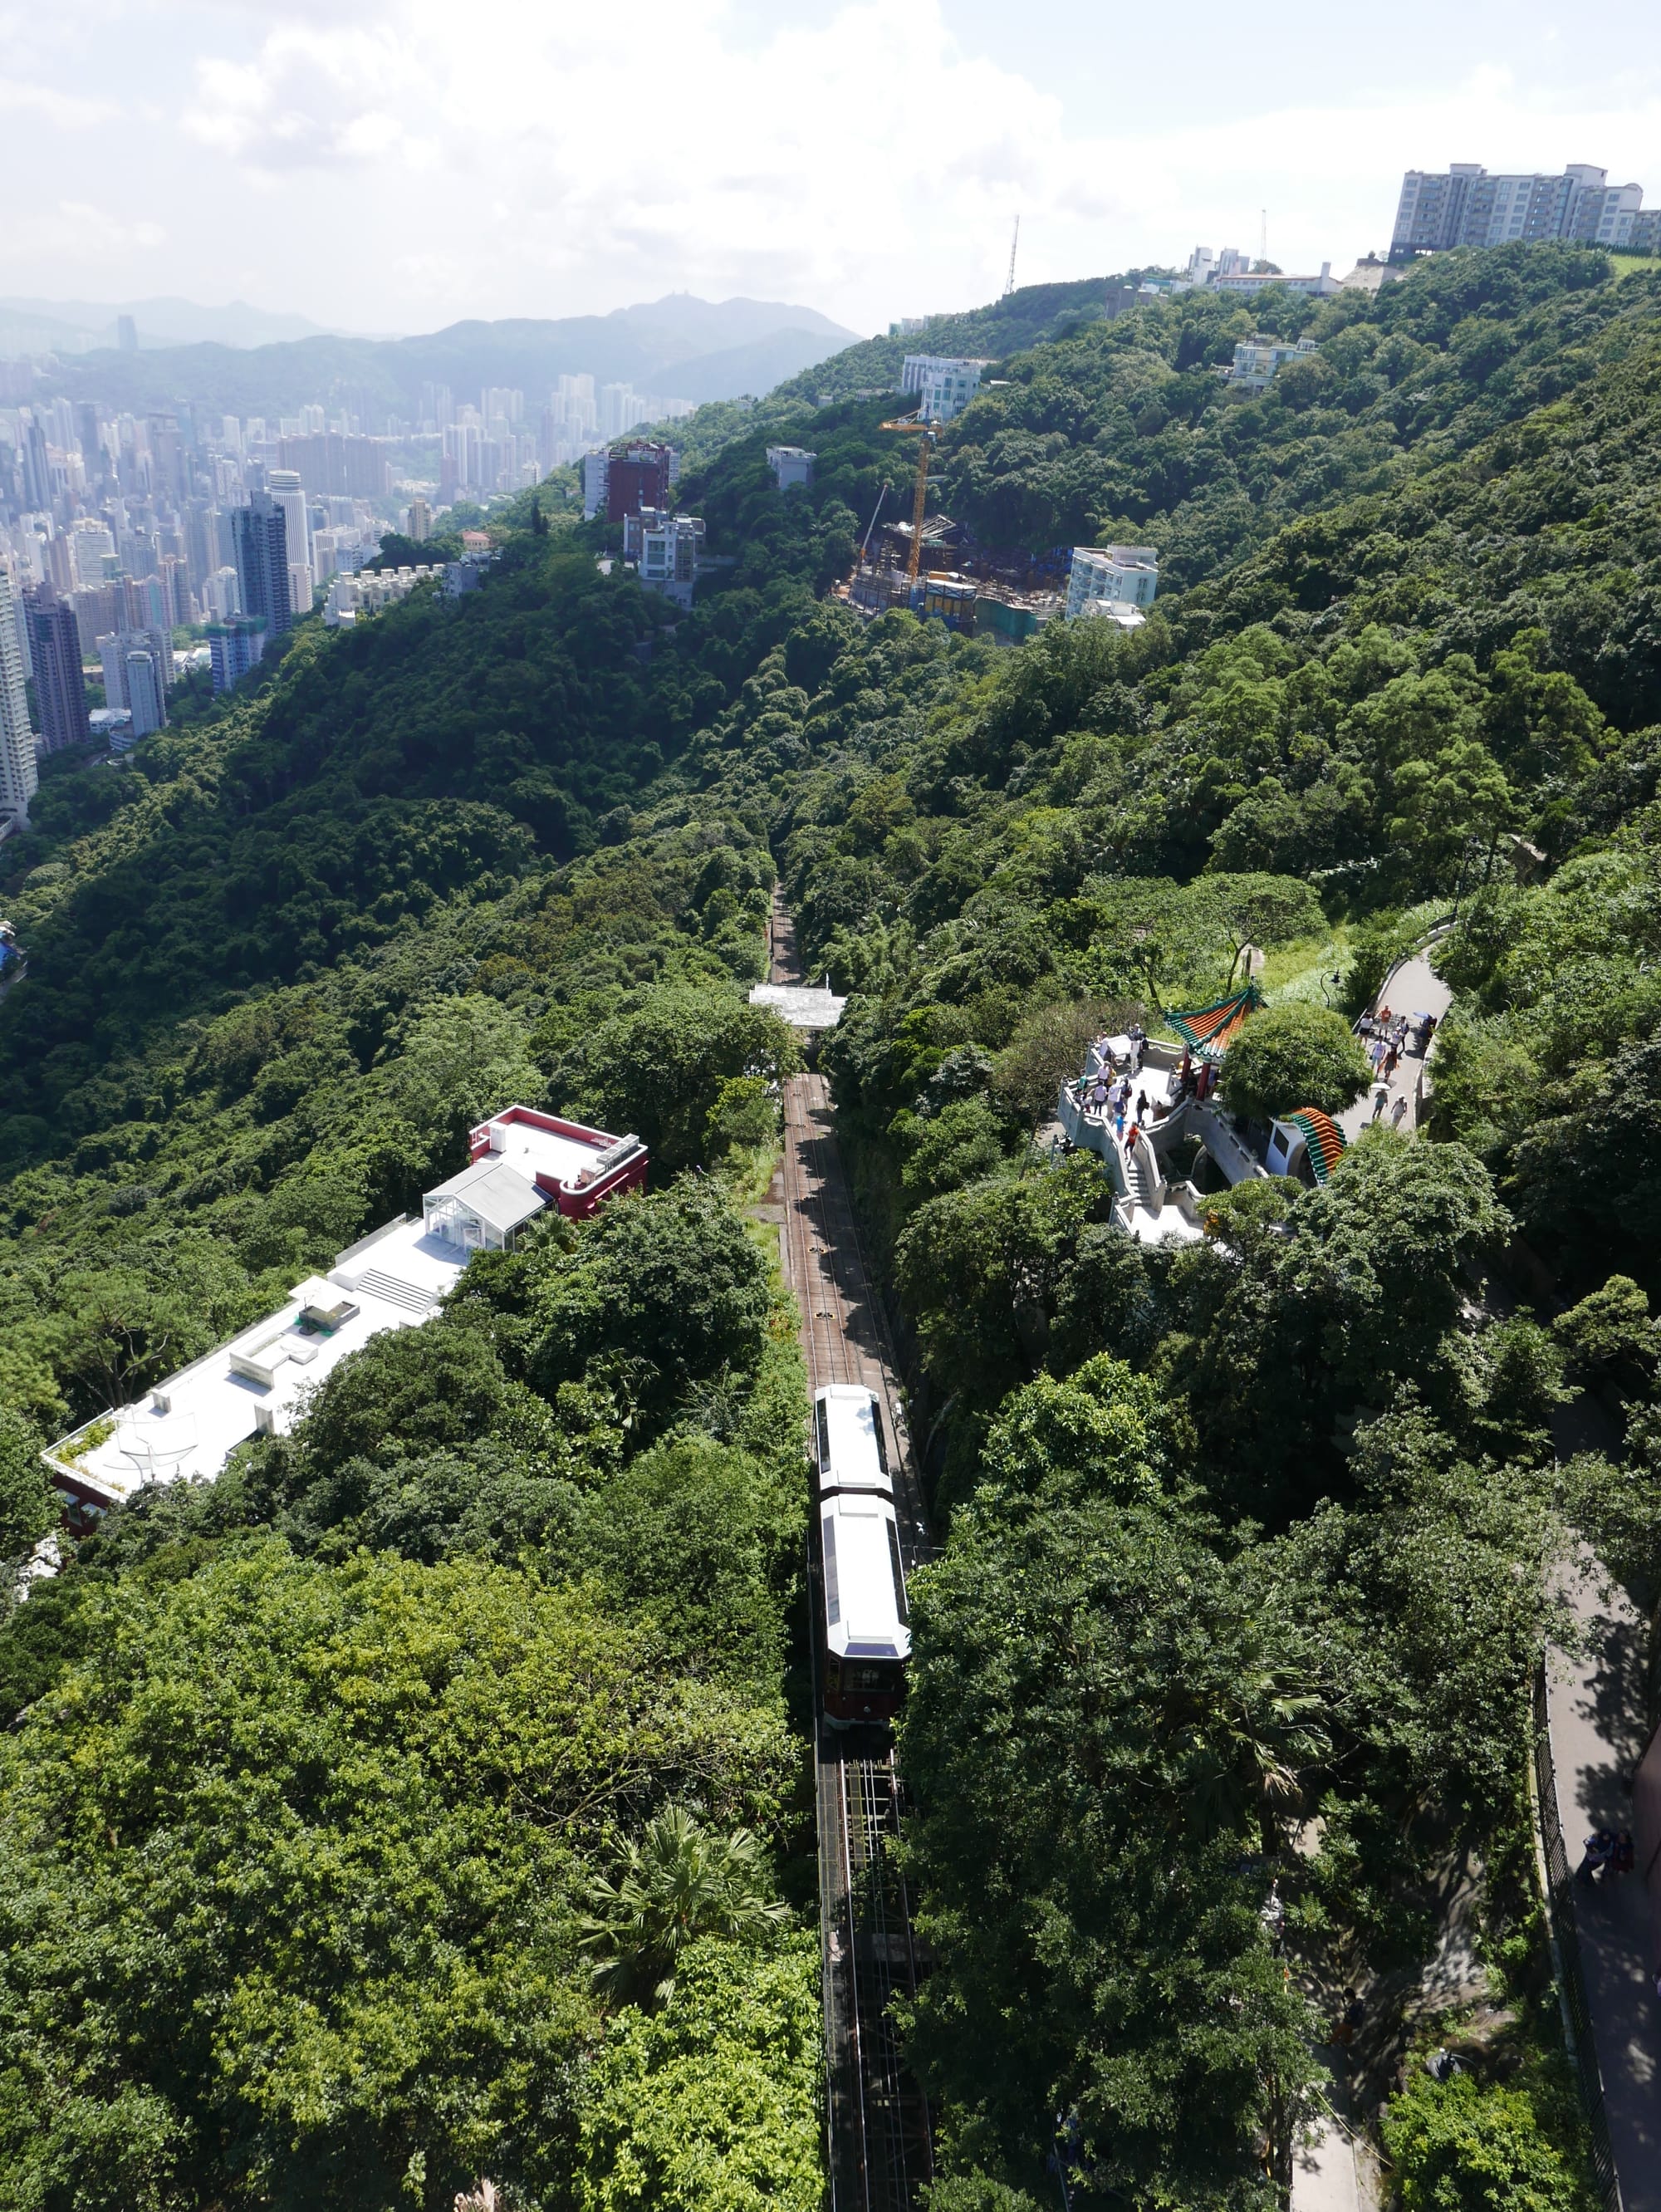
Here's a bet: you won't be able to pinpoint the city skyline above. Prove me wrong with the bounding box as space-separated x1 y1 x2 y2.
5 2 1661 336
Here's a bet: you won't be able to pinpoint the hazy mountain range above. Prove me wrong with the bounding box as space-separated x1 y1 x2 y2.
0 296 354 356
22 294 863 418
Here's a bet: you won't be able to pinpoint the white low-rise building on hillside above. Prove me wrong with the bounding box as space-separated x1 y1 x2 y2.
45 1106 648 1517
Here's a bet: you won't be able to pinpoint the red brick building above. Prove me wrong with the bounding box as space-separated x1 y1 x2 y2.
605 440 676 522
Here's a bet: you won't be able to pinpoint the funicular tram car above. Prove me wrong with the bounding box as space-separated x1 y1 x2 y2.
812 1386 911 1726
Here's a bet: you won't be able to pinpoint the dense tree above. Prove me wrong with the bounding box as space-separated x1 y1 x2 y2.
0 1548 793 2210
991 996 1137 1128
1379 2071 1579 2212
901 1383 1322 2200
894 1156 1114 1418
0 1410 57 1565
574 1933 821 2212
562 985 802 1172
1219 1002 1374 1121
1172 1135 1509 1518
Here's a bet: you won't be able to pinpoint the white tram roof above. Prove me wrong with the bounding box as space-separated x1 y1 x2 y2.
814 1383 890 1496
821 1490 911 1662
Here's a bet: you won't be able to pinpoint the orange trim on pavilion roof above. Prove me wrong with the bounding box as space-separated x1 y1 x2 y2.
1167 982 1262 1061
1284 1107 1347 1185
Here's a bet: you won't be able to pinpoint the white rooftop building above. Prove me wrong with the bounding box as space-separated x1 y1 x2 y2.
1066 545 1159 621
767 446 816 490
900 355 991 424
45 1107 649 1515
1226 335 1319 394
748 980 845 1030
623 507 704 609
322 564 442 628
1212 262 1340 300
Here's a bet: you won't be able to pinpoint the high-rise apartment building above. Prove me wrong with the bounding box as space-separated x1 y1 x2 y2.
121 644 168 738
600 383 650 440
22 586 91 753
266 468 311 604
116 314 139 352
232 493 292 640
208 616 268 694
1392 164 1649 254
276 433 393 500
408 498 432 542
0 569 39 826
75 403 104 472
99 626 171 719
146 412 186 504
21 416 53 513
202 566 241 621
582 450 609 521
71 519 117 589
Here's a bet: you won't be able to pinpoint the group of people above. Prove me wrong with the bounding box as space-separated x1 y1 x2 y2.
1083 1068 1152 1152
1076 1032 1221 1151
1362 1005 1437 1077
1085 1023 1148 1077
1366 1004 1428 1130
1577 1827 1635 1883
1364 1007 1411 1080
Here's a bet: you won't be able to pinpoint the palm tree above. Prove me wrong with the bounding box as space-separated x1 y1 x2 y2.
581 1805 788 2007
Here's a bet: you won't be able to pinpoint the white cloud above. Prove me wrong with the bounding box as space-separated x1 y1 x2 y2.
0 74 115 127
56 203 168 251
7 2 1661 331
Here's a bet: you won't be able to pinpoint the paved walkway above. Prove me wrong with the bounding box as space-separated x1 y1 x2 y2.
1546 1559 1661 2212
1337 949 1453 1143
1292 2064 1367 2212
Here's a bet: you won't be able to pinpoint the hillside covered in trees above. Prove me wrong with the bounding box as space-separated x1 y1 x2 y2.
3 241 1661 2210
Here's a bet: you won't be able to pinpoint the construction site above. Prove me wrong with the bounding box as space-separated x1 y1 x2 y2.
835 401 1139 645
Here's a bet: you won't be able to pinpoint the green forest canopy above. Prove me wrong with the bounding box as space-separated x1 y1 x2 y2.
3 240 1661 2206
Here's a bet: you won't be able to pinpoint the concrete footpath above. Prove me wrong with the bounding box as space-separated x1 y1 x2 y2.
1546 1560 1661 2212
1337 949 1453 1144
1291 2067 1366 2212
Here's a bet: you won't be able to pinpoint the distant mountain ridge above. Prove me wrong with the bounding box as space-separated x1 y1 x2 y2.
33 295 861 419
0 295 355 355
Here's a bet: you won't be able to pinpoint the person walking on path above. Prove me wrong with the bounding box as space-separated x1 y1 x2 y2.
1390 1095 1409 1131
1372 1080 1390 1121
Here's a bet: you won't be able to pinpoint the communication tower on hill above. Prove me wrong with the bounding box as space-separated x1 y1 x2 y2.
1004 214 1020 297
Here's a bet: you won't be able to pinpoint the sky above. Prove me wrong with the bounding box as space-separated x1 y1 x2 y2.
3 0 1661 339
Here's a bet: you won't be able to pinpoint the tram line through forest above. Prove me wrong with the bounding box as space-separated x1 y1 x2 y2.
771 899 935 2212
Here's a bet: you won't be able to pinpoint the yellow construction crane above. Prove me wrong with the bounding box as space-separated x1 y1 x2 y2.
879 414 938 583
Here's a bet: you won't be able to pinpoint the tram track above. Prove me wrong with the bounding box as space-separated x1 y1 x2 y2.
770 897 934 2212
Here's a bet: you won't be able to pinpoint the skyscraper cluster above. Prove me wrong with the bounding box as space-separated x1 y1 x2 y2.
423 375 693 503
0 383 429 771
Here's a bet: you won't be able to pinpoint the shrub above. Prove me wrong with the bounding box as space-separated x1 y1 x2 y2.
1380 2071 1580 2212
